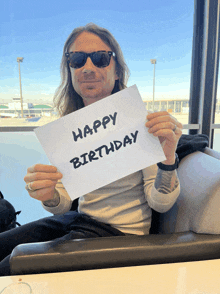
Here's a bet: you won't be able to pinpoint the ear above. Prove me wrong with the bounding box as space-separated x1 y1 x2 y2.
0 191 4 199
115 69 119 81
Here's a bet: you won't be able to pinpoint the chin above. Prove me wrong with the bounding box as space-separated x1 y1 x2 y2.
82 89 102 98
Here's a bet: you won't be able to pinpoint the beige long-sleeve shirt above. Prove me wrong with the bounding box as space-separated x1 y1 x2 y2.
42 164 180 235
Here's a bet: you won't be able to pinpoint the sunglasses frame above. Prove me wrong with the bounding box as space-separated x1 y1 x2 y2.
65 51 115 69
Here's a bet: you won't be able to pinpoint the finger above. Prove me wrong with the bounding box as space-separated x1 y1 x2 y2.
24 171 62 183
148 122 176 134
146 115 173 128
27 180 58 191
28 186 56 202
174 120 183 129
152 129 176 139
146 112 182 129
153 128 182 139
150 123 183 137
147 111 170 120
27 164 58 174
146 111 179 122
146 115 180 128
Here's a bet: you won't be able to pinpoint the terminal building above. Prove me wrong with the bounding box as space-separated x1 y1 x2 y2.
0 97 220 118
143 99 190 113
0 98 54 118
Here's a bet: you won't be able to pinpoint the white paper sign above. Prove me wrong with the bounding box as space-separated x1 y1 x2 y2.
34 85 166 199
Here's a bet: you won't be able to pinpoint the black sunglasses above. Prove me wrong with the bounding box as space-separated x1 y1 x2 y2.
65 51 115 69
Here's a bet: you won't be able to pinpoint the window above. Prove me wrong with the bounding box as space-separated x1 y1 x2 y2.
1 1 219 145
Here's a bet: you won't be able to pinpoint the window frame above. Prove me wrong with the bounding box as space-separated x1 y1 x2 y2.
189 0 220 148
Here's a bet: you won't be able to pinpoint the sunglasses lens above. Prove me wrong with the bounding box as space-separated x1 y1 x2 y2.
93 52 111 67
69 52 86 68
68 52 112 68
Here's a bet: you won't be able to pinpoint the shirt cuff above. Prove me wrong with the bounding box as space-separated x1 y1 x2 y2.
147 183 180 213
41 190 72 215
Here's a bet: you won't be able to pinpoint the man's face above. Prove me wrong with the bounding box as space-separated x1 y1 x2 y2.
69 31 118 106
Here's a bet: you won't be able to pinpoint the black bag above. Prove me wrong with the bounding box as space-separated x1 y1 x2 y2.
0 191 21 232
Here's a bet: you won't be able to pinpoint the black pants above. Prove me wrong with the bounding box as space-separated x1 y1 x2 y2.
0 211 125 276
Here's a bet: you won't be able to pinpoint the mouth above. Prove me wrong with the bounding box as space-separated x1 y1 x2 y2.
81 80 100 83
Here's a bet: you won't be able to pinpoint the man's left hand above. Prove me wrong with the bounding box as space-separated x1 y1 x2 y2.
145 111 183 165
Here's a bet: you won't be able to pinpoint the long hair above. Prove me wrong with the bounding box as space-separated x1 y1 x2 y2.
53 23 130 117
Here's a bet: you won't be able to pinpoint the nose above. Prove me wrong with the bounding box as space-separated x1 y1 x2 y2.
82 56 96 73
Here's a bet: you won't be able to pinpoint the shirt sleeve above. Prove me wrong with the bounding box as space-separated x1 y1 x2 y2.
142 164 180 213
41 180 72 215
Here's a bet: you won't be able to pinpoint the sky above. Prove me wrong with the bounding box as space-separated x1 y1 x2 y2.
1 0 195 103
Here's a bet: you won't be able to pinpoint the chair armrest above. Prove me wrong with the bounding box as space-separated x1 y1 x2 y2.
159 151 220 234
10 232 220 275
204 147 220 160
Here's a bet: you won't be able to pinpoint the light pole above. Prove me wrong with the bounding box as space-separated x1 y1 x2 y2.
17 57 24 118
150 59 156 111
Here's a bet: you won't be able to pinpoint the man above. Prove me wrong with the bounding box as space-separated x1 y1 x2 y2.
0 23 182 275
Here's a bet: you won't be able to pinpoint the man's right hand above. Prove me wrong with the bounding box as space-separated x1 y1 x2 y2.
24 164 63 202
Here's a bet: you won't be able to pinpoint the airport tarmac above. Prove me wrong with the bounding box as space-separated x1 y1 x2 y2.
1 114 220 128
